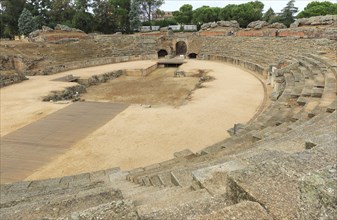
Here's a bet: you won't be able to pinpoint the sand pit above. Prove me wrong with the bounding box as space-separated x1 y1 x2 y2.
21 60 265 180
82 67 204 106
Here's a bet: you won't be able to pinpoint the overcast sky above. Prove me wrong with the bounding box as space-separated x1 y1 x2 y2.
160 0 335 13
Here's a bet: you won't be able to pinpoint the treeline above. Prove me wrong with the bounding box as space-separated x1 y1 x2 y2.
1 0 336 38
173 0 337 28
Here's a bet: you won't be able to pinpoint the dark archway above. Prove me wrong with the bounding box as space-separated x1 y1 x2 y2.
157 49 168 58
175 41 187 56
188 53 197 59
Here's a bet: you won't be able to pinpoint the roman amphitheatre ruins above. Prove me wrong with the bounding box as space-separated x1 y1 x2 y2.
0 15 336 219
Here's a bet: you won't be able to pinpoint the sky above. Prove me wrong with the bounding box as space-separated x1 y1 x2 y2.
160 0 335 13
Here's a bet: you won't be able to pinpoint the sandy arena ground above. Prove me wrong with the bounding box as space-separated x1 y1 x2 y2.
0 60 156 137
1 60 265 180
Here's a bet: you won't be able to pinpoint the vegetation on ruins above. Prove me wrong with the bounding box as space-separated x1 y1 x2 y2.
129 0 142 31
271 0 298 27
192 6 221 25
172 4 193 25
297 1 337 18
262 7 276 23
218 1 264 27
18 8 38 35
139 0 164 30
0 0 26 38
0 0 336 38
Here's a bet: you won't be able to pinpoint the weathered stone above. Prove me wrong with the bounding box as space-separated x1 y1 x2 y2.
42 26 53 32
299 165 337 220
210 22 218 28
28 29 42 38
174 70 185 77
54 24 83 33
217 20 240 28
52 38 80 44
247 20 268 29
59 200 139 220
160 27 168 32
167 28 174 37
290 15 337 28
201 22 211 30
268 22 287 29
195 201 273 220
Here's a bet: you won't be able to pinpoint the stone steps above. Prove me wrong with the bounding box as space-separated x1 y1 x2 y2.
1 167 120 205
1 182 123 219
127 112 334 191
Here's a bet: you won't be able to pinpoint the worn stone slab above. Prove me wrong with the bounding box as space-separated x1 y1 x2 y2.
194 201 273 220
0 102 128 184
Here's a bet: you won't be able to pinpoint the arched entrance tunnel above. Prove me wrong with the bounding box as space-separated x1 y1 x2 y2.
188 53 197 59
176 41 187 56
157 49 168 58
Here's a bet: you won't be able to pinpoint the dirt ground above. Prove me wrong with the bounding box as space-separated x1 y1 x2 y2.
22 60 265 180
82 68 201 106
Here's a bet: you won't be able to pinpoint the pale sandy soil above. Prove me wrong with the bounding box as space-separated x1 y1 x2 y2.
25 60 265 180
0 60 156 136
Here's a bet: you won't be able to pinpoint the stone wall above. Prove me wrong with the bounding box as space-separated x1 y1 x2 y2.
124 64 158 76
200 54 267 77
27 54 157 76
43 70 124 101
0 73 28 88
0 55 30 87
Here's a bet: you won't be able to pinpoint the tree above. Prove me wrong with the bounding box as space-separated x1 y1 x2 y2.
0 0 26 38
262 7 276 23
72 11 93 33
129 0 142 31
297 1 337 18
75 0 91 11
18 8 38 35
276 0 298 27
92 0 117 33
140 0 164 29
72 0 93 33
192 6 220 24
111 0 132 33
219 1 264 27
173 4 193 25
49 0 76 27
25 0 52 27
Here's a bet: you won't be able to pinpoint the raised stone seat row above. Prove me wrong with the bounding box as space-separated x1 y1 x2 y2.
124 84 336 189
0 167 121 207
200 37 335 70
198 56 314 148
125 110 336 192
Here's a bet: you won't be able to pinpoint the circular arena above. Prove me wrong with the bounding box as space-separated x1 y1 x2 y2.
1 17 337 219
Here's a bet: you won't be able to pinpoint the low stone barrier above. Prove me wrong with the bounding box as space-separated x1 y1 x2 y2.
124 64 158 76
200 54 267 77
26 54 157 76
42 64 159 102
0 73 28 88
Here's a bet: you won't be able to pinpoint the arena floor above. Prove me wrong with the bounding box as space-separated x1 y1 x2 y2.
0 60 266 183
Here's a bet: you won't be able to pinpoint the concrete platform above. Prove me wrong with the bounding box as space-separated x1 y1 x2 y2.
0 102 128 184
157 59 186 67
